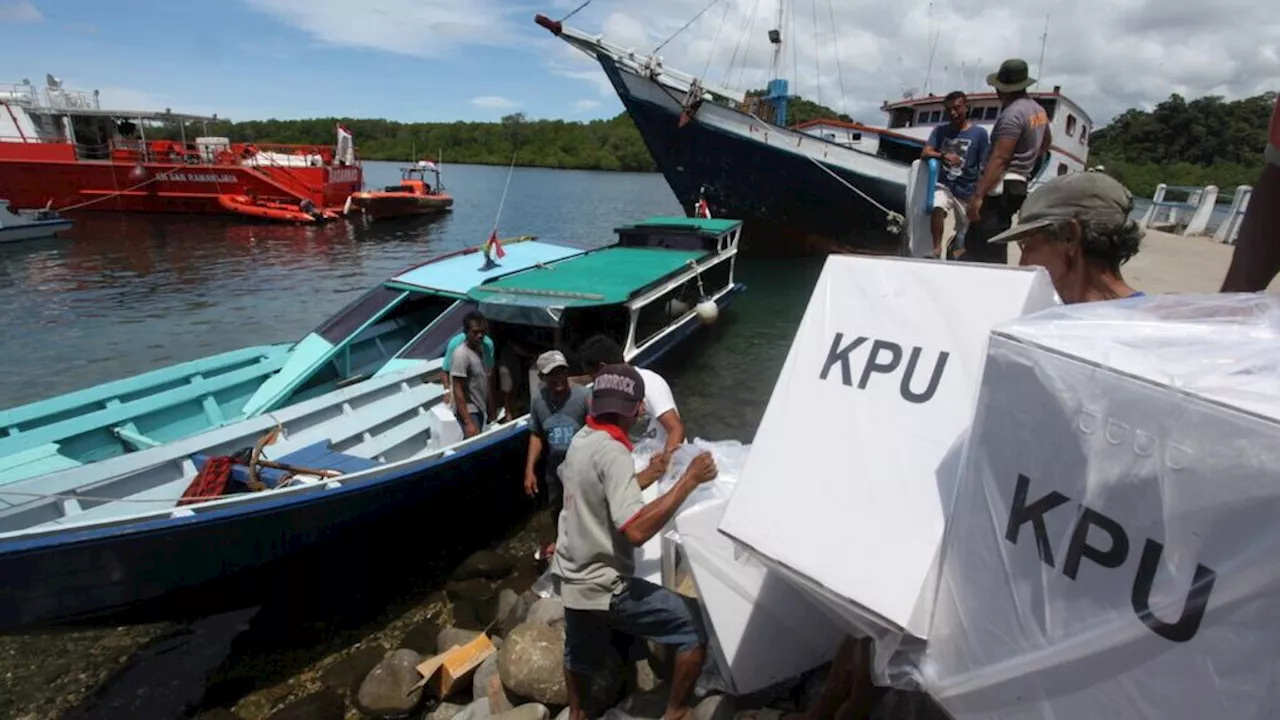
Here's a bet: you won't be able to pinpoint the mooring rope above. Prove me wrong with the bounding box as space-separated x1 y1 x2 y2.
805 154 905 234
55 166 189 213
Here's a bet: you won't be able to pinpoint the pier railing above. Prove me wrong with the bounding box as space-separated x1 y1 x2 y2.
1139 183 1253 245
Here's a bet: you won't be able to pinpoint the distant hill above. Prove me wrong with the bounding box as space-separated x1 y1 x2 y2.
1090 92 1275 198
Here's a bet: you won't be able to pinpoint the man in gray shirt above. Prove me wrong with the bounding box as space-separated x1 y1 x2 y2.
450 311 496 438
966 58 1053 265
553 364 718 720
525 349 590 554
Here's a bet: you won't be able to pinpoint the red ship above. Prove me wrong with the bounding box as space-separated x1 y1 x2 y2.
0 76 362 222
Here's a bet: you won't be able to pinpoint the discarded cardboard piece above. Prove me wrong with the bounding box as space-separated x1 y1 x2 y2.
412 632 497 698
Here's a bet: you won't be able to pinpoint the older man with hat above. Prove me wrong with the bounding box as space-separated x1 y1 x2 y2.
966 58 1054 265
525 349 591 553
992 172 1145 303
553 363 718 720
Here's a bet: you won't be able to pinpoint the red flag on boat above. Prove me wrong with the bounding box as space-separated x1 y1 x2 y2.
696 198 712 218
486 230 506 259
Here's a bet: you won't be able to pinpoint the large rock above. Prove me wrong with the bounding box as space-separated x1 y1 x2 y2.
612 686 670 720
473 653 515 714
322 646 389 692
497 623 568 706
453 698 493 720
525 598 565 627
453 550 516 582
401 620 444 656
492 704 550 720
425 702 468 720
437 627 484 653
499 591 534 638
447 578 498 602
267 689 346 720
452 599 485 631
356 649 426 718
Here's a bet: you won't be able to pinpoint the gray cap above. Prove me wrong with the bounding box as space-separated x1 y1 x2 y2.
990 172 1134 245
536 350 569 375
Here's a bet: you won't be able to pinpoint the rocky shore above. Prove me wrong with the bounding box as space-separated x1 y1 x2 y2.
0 504 947 720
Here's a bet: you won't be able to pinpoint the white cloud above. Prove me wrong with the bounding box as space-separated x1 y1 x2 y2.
243 0 520 57
471 96 520 110
0 0 41 23
571 99 602 113
530 0 1280 127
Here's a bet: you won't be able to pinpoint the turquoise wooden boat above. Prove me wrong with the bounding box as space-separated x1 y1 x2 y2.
0 236 583 486
0 215 747 631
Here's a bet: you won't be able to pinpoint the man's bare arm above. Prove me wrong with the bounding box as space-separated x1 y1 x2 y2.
1221 163 1280 292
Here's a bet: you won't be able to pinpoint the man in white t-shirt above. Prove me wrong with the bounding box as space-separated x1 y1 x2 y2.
575 335 685 460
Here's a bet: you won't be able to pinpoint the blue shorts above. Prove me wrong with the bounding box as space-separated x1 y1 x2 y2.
455 410 484 432
563 577 706 674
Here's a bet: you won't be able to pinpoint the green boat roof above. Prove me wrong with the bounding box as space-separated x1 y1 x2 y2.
469 246 706 307
620 216 743 235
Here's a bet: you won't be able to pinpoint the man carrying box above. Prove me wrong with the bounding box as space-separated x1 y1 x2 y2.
553 364 718 720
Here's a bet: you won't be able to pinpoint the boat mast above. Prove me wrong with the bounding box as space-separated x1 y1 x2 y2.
1034 12 1050 90
764 0 789 125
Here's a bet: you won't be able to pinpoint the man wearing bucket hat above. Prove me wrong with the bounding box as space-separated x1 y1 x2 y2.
991 172 1145 303
554 363 718 720
525 349 590 552
965 59 1054 264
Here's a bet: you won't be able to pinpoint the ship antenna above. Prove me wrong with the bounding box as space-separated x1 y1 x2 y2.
1035 11 1050 89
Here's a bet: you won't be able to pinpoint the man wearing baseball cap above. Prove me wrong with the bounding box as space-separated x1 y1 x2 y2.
991 172 1145 303
525 349 590 553
554 363 718 720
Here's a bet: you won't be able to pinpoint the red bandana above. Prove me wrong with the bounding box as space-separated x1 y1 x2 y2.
586 415 634 451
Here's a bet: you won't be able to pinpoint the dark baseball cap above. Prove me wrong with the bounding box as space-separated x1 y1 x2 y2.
990 172 1134 245
590 364 645 418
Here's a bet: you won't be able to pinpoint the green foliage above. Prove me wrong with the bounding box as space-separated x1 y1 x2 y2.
199 113 657 172
1090 92 1275 198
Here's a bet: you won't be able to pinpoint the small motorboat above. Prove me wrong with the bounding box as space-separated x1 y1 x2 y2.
0 200 74 243
0 215 748 630
346 160 455 220
217 193 339 223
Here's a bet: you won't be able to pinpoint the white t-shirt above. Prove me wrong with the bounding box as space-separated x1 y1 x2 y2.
630 367 678 450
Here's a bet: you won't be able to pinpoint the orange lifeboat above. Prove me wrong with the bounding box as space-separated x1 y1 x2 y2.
217 194 337 223
346 161 455 221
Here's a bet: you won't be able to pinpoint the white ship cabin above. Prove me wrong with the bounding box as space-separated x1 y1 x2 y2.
797 86 1093 178
0 76 227 163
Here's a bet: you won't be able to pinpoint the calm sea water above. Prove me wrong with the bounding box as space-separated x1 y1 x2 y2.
0 162 821 439
0 162 823 718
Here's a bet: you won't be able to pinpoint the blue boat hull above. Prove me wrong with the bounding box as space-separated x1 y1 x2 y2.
0 285 746 631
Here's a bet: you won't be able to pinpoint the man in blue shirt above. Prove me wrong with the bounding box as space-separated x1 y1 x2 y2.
525 350 590 556
921 91 990 258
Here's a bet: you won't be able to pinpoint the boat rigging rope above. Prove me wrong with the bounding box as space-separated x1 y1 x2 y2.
805 154 905 234
827 0 849 113
701 0 732 79
55 166 188 213
653 0 722 55
559 0 592 22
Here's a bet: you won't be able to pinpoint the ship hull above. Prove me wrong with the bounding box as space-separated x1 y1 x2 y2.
0 144 361 215
349 193 455 221
599 56 911 255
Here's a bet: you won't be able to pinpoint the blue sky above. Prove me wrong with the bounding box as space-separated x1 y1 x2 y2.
0 0 625 122
0 0 1274 126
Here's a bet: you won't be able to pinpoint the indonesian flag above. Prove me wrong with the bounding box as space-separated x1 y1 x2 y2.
486 230 506 259
696 198 711 218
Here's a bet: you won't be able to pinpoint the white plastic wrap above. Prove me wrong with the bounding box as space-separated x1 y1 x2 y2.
922 293 1280 720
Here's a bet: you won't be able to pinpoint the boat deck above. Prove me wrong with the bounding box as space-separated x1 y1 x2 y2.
388 241 585 296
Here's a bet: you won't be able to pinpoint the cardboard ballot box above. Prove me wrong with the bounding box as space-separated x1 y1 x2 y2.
922 294 1280 720
719 256 1059 641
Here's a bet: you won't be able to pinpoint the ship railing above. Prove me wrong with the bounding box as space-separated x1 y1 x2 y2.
0 134 63 143
0 82 39 106
43 88 100 111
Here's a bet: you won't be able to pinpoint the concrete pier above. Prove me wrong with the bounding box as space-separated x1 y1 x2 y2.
1008 228 1280 294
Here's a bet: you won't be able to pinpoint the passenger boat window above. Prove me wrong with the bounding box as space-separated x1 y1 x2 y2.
313 286 405 343
633 260 732 347
1081 128 1089 145
985 107 999 120
382 298 476 361
1066 114 1078 137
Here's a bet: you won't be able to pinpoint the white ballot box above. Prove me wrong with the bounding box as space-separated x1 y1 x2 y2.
719 255 1059 643
923 293 1280 720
